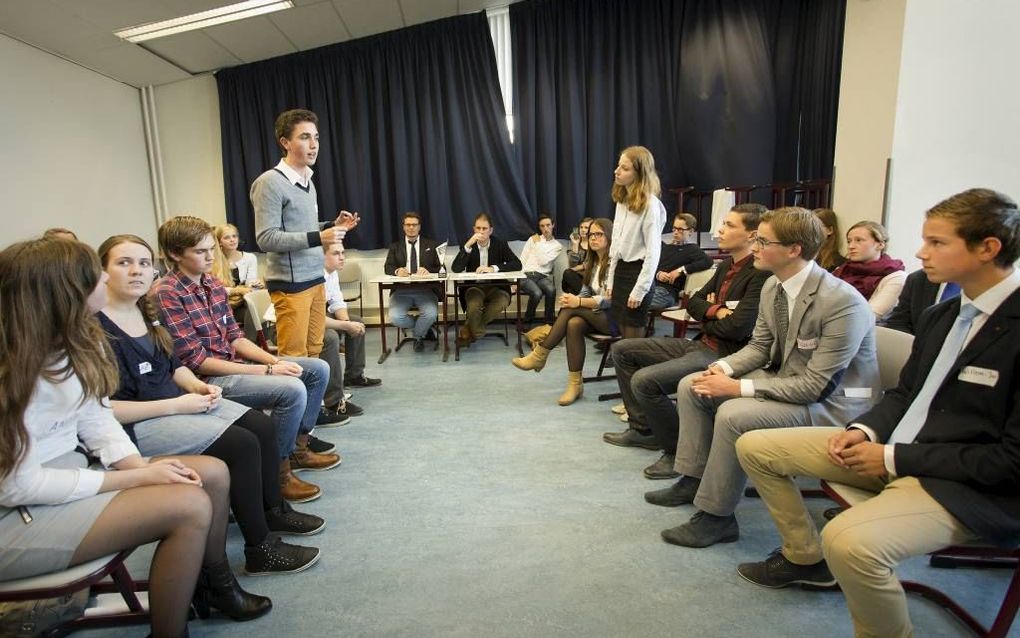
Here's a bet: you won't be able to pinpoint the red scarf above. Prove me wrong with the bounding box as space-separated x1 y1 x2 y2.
833 254 904 300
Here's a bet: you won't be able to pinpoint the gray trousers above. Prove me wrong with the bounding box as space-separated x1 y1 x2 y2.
611 337 716 452
673 368 812 517
319 314 369 407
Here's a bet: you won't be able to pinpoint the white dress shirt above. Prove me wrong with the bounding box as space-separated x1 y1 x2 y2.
607 196 668 302
520 236 563 275
0 368 138 507
324 268 347 315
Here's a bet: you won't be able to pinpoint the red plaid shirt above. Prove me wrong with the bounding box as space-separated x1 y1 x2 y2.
153 270 243 371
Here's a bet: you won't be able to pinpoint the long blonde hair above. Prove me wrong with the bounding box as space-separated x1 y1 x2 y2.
611 146 661 214
582 218 614 290
0 239 119 481
97 235 177 356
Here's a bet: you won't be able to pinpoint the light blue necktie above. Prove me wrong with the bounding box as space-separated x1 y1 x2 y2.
887 303 982 444
940 282 961 302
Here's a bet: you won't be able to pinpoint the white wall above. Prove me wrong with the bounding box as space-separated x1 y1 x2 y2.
153 75 228 226
0 34 156 248
831 0 907 231
885 0 1020 268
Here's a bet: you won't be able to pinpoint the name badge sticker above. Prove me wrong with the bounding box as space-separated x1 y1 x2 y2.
958 366 999 387
138 361 153 375
844 387 873 398
725 301 739 310
796 337 819 350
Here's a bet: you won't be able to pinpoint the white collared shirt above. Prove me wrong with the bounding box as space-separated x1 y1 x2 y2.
274 159 313 188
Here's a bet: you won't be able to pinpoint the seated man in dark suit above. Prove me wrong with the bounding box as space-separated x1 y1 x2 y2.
451 212 523 345
604 204 770 479
383 211 442 352
648 212 714 310
646 207 881 548
735 188 1020 638
883 268 960 334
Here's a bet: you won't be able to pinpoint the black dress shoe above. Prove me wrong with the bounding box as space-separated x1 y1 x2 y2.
338 400 364 418
644 475 700 507
602 428 660 450
413 338 425 352
345 375 381 388
424 327 438 341
737 549 837 589
305 435 336 454
661 510 739 548
643 454 680 480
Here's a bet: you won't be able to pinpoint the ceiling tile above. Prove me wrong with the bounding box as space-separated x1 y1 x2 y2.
143 30 242 74
400 0 457 26
73 42 192 86
204 15 297 63
332 0 404 39
49 0 170 31
459 0 508 14
270 2 349 51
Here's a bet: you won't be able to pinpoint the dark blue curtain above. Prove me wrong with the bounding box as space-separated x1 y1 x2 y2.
511 0 845 228
217 13 533 250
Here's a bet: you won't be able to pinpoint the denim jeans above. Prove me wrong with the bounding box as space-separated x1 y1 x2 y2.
648 284 679 311
520 272 556 321
208 356 328 458
389 290 439 339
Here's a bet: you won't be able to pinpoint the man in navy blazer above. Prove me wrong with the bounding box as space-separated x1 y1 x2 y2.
603 204 770 481
383 211 443 352
647 207 881 548
735 188 1020 638
451 213 522 343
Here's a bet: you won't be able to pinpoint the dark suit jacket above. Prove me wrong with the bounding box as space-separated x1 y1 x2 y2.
657 243 714 296
383 237 442 276
858 288 1020 544
883 269 941 335
685 257 771 357
451 236 523 309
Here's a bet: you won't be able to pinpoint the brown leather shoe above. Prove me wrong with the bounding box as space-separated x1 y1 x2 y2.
279 461 321 503
290 435 342 472
456 325 475 347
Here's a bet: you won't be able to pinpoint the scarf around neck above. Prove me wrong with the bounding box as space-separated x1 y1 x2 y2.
833 253 904 300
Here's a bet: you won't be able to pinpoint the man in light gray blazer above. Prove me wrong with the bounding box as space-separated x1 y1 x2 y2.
645 207 881 548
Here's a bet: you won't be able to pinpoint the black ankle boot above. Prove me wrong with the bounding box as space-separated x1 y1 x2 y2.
192 558 272 621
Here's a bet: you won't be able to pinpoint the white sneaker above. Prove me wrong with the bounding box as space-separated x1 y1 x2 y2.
611 403 626 415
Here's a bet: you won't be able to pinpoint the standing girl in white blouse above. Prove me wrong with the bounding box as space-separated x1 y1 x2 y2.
606 146 668 338
0 238 270 637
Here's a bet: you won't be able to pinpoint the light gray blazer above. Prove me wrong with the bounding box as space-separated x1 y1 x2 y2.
722 262 881 426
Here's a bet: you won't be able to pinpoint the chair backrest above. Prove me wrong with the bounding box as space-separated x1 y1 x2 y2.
874 326 914 391
683 265 717 296
339 261 362 284
243 289 273 330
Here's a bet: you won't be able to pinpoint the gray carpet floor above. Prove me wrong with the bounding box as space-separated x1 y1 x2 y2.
81 325 1014 637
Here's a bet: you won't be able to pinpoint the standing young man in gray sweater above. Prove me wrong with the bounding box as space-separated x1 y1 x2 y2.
251 109 360 358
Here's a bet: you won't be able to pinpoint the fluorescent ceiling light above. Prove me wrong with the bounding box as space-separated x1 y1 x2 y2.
115 0 294 43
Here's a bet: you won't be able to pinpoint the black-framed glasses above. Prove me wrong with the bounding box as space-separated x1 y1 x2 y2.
588 231 606 238
672 226 691 232
754 236 791 248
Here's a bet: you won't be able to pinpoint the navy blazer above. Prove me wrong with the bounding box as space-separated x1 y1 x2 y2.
685 257 771 357
857 288 1020 544
383 236 442 276
883 269 941 335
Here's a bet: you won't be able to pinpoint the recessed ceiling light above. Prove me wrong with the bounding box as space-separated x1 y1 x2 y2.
114 0 294 43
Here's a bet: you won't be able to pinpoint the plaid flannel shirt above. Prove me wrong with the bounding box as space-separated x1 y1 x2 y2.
153 270 243 371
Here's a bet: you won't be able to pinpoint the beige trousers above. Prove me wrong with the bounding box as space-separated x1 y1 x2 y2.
736 427 977 638
271 284 326 357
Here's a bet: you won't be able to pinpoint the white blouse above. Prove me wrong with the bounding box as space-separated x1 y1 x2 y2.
607 195 667 302
0 369 138 507
233 252 260 285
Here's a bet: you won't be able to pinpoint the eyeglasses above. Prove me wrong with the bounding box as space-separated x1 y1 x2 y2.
588 231 606 238
672 226 691 232
754 236 791 249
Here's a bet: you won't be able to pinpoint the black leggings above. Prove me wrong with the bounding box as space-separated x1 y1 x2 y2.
202 410 281 547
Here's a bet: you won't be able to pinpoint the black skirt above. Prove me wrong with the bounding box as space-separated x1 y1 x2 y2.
610 259 652 327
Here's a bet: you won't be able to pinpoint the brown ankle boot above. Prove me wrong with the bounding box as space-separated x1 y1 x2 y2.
279 460 321 503
558 371 584 406
512 345 550 372
290 434 342 472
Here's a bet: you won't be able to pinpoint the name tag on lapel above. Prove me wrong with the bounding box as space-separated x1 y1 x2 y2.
138 362 153 375
844 387 873 398
796 337 819 350
958 366 999 387
725 301 739 310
